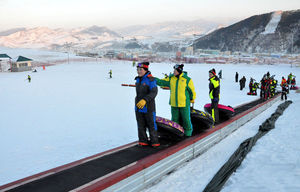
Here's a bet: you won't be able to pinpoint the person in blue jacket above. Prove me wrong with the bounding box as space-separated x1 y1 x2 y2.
135 62 160 148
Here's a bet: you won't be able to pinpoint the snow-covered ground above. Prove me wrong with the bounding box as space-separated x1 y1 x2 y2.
0 58 299 190
144 91 300 192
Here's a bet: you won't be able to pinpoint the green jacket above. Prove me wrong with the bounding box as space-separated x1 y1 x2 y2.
156 72 196 107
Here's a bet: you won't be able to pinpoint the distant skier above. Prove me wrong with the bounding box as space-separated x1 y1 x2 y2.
132 60 136 67
108 70 112 78
27 75 31 83
281 77 288 101
249 78 254 94
135 62 160 148
291 77 296 89
235 72 239 83
239 76 246 90
242 76 246 89
253 82 259 95
287 73 294 85
162 73 169 79
270 76 276 97
218 70 222 79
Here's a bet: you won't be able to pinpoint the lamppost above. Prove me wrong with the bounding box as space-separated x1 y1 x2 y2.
291 32 294 68
64 42 72 64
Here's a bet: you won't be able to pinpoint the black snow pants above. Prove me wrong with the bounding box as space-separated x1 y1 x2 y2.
211 99 219 124
281 91 287 100
135 111 159 145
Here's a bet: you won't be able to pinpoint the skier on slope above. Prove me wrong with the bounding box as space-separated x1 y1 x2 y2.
235 72 239 83
281 77 288 101
27 75 31 83
108 70 112 78
218 70 222 79
291 77 296 89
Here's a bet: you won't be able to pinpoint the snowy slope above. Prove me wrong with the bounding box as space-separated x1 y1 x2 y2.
261 11 282 34
0 59 299 187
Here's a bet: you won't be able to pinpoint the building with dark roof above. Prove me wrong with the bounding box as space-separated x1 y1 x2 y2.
0 53 12 72
11 56 33 72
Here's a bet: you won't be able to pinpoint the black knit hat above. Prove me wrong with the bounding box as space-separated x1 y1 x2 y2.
137 62 149 70
209 68 216 76
174 64 184 73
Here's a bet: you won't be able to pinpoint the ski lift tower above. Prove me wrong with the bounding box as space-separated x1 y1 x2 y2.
290 32 294 68
64 42 72 64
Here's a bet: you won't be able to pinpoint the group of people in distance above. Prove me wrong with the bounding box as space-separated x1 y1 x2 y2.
134 62 220 148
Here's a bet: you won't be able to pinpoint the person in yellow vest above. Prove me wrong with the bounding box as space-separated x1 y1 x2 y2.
209 69 220 124
155 64 196 137
27 75 31 83
108 69 112 78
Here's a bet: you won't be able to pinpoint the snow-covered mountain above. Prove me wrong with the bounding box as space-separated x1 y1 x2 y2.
0 19 227 50
116 19 224 40
193 9 300 53
0 26 121 49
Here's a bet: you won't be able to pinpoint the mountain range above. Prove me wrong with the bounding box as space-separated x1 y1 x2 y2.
1 9 299 54
0 20 225 50
0 26 121 50
193 9 300 54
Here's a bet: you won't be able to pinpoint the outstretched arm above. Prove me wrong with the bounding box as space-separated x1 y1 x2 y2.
155 77 170 87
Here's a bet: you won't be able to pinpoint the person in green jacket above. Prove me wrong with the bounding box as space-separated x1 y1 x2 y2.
155 64 196 137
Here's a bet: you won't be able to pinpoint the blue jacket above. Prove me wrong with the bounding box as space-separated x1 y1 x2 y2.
135 72 158 113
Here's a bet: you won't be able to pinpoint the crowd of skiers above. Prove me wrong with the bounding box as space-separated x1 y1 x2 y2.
134 62 296 148
134 62 220 148
259 72 278 100
235 71 297 101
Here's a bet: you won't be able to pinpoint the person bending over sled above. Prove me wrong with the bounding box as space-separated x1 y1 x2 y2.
155 64 196 137
135 62 160 148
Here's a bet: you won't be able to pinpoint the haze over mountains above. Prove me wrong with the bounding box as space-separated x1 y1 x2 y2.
0 19 224 50
1 9 299 54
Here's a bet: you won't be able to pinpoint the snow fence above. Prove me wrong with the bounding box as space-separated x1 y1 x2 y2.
203 100 293 192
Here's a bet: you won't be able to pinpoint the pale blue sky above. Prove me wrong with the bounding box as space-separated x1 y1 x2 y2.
0 0 299 30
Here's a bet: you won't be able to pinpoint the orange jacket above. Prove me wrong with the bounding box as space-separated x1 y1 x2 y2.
281 78 287 86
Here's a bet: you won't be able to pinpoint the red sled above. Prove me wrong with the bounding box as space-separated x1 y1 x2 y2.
290 86 299 90
204 103 235 121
